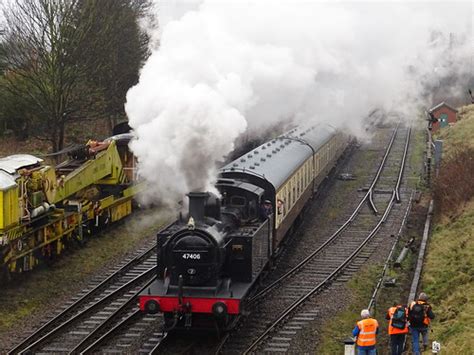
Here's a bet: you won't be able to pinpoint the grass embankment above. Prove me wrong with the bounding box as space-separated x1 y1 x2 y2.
0 208 170 351
419 104 474 353
422 201 474 353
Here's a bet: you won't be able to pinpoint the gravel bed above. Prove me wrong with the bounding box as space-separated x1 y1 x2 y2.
0 207 172 352
290 129 427 354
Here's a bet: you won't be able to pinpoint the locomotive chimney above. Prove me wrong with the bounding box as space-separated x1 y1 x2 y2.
187 192 209 222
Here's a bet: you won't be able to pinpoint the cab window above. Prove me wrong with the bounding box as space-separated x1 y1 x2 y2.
230 196 246 206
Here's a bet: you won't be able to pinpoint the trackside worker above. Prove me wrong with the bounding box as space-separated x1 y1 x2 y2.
408 292 435 355
352 309 379 355
386 303 409 355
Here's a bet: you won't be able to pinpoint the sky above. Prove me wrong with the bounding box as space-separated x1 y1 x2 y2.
125 0 473 206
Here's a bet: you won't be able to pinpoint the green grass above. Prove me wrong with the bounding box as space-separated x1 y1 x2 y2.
421 200 474 353
0 208 170 341
418 104 474 353
315 265 380 354
315 244 418 355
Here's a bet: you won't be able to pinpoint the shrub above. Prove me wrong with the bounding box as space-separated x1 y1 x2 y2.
433 145 474 217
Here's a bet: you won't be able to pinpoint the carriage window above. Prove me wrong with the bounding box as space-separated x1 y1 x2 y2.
230 196 246 206
277 199 285 215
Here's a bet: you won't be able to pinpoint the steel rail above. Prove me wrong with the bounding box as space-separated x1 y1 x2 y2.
368 127 412 312
9 220 175 355
242 125 411 354
72 278 155 354
395 128 411 202
7 242 157 355
214 332 232 355
80 309 143 354
247 125 401 305
243 192 396 354
149 332 169 355
18 266 156 354
367 191 414 312
368 122 400 213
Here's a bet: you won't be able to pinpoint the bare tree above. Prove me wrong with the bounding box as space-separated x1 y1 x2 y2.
1 0 152 150
76 0 152 131
1 0 97 152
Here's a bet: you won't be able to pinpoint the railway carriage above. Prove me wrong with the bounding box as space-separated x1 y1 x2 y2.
139 124 349 329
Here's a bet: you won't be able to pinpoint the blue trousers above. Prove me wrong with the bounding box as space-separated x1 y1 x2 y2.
410 326 428 354
390 333 406 355
358 348 376 355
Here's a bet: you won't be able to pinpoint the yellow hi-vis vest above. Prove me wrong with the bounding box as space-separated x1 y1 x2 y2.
356 318 379 347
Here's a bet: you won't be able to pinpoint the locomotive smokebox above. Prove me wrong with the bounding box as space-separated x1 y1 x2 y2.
187 192 209 222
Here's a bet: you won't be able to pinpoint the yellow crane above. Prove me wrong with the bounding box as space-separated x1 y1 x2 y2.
0 134 143 280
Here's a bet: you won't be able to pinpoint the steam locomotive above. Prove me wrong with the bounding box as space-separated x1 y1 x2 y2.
139 124 349 329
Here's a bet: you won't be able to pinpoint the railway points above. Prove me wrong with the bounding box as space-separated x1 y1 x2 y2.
8 123 420 354
217 125 412 354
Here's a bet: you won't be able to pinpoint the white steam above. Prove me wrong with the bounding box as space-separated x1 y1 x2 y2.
126 1 472 205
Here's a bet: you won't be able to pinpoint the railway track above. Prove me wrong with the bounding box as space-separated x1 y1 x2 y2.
9 125 412 355
8 229 167 354
216 124 412 354
77 308 167 354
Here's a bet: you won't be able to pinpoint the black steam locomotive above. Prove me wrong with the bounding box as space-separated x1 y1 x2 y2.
139 124 348 329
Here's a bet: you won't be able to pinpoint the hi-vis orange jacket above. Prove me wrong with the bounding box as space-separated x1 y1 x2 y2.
386 306 409 335
356 318 379 347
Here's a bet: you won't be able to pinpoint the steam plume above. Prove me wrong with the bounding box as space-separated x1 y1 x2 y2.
126 1 472 205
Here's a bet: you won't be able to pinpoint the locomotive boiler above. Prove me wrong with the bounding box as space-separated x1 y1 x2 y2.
139 124 349 329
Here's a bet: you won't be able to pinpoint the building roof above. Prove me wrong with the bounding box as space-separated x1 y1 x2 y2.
220 124 336 190
0 154 43 174
429 102 458 113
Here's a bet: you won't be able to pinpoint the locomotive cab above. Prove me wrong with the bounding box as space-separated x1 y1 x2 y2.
217 179 265 223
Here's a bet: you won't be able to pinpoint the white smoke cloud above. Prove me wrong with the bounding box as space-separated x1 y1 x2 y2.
126 0 472 205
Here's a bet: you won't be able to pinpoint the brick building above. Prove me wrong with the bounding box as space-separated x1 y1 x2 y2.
428 102 458 132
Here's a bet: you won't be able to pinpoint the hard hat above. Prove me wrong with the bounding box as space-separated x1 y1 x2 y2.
361 309 370 318
264 200 271 204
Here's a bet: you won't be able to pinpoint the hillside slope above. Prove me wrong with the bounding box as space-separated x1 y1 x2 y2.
421 104 474 353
